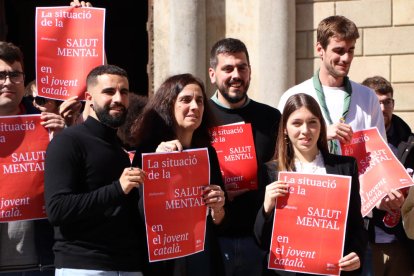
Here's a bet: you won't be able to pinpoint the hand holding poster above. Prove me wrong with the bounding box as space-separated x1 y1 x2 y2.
341 127 414 217
36 6 105 100
142 148 210 262
269 172 351 275
211 123 258 192
0 115 50 222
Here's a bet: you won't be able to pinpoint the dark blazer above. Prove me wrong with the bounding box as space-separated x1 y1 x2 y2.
254 152 368 276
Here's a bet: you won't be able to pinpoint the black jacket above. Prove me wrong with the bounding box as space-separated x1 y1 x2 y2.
254 152 367 276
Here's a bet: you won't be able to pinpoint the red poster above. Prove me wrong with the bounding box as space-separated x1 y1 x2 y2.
142 149 210 262
211 123 258 191
341 128 414 217
269 172 351 275
0 115 50 222
36 6 105 100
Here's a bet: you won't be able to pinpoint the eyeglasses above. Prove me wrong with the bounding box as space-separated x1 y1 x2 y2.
34 96 48 106
379 98 394 108
33 96 63 107
0 71 25 84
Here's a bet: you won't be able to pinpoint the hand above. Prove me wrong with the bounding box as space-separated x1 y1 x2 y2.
263 181 289 215
40 112 65 131
327 122 353 144
203 185 225 211
156 140 183 152
70 0 92 7
376 189 405 213
59 96 83 126
119 167 146 194
59 97 83 126
203 185 225 224
338 252 360 271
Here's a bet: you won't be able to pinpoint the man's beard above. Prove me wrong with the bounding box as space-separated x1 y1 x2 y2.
217 81 249 104
95 103 128 128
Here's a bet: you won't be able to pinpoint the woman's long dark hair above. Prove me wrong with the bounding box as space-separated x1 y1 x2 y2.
275 93 329 171
130 73 215 149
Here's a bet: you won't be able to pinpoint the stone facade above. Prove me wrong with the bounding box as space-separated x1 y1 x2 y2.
152 0 296 109
296 0 414 128
151 0 413 128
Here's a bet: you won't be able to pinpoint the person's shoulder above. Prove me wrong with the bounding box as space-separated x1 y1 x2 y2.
47 124 83 153
350 80 377 98
392 114 412 134
248 99 281 116
286 78 313 91
350 80 381 109
50 122 87 143
278 78 313 110
246 100 281 126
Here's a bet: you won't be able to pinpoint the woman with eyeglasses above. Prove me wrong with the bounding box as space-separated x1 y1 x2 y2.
25 79 86 127
26 79 62 114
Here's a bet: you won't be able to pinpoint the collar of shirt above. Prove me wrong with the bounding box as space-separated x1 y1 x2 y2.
210 90 250 109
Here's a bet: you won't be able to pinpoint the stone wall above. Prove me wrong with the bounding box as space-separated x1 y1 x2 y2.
296 0 414 128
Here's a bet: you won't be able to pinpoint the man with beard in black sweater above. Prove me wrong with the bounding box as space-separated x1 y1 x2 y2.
208 38 281 276
44 65 147 276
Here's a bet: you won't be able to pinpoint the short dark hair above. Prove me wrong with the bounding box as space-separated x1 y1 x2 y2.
209 38 250 69
362 76 393 97
317 15 359 50
0 41 24 70
86 64 128 89
130 73 215 149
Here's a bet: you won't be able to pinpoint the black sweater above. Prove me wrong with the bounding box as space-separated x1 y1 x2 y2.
44 117 147 271
208 98 281 236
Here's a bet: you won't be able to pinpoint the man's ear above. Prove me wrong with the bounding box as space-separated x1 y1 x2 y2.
85 91 92 101
316 42 324 57
208 68 216 84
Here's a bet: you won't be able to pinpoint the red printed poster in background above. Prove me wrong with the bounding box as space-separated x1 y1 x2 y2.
142 148 210 262
341 127 414 217
0 115 50 222
211 123 258 191
269 172 351 275
36 6 105 101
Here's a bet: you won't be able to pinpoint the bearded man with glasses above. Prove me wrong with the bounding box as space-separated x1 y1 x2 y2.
0 41 66 275
0 42 65 133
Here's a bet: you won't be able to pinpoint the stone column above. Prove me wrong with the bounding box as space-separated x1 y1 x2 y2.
153 0 206 91
211 0 295 108
254 0 295 108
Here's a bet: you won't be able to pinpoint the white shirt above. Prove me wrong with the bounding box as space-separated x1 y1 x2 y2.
278 78 386 154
